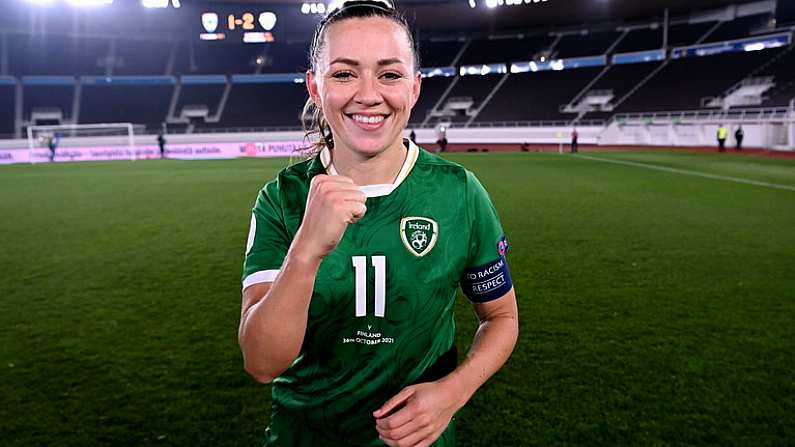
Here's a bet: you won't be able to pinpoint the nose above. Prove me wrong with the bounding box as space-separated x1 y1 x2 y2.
354 74 382 106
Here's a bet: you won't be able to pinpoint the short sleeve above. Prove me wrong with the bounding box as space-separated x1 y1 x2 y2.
241 179 291 289
460 171 513 303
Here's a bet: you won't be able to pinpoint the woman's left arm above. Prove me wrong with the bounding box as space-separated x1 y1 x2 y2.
374 288 519 447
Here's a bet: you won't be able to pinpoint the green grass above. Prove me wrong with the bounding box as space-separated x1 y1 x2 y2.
1 151 793 446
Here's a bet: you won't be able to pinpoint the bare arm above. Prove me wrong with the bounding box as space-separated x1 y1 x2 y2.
441 287 519 404
238 175 367 384
238 249 322 384
375 288 519 447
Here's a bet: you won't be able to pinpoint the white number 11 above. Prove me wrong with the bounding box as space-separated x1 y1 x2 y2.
352 255 386 318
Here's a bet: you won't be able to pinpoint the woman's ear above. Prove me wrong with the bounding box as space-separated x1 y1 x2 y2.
306 70 320 107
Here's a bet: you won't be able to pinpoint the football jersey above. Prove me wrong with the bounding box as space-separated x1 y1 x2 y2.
242 140 511 446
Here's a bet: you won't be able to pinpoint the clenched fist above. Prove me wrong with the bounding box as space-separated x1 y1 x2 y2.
292 174 367 262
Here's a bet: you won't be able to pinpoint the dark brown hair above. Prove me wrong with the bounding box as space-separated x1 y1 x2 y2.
301 0 420 155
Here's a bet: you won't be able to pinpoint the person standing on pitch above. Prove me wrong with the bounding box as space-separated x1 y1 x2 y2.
571 128 578 153
157 133 167 159
717 124 727 152
735 125 744 151
47 134 59 162
238 1 518 446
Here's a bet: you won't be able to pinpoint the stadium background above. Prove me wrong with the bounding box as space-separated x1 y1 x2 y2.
0 0 794 446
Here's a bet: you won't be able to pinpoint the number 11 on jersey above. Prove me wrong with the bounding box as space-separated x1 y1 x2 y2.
352 255 386 318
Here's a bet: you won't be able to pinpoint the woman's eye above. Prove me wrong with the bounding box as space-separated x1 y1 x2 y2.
332 71 353 79
382 72 403 80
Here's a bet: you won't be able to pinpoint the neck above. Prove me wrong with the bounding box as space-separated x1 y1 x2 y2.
330 140 407 186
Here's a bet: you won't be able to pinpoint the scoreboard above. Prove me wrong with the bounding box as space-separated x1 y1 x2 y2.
199 8 279 43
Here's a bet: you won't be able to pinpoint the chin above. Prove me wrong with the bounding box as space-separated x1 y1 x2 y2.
342 135 402 157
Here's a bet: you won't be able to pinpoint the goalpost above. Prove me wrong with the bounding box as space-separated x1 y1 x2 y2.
27 123 136 163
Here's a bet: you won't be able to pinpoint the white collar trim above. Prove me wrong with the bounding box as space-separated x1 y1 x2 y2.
319 140 419 198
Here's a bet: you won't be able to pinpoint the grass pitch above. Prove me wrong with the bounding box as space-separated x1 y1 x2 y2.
1 150 793 446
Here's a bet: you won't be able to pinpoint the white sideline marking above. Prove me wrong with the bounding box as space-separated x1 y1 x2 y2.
575 154 795 192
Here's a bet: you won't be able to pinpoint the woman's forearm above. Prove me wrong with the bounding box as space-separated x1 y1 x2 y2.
239 249 321 383
441 301 519 408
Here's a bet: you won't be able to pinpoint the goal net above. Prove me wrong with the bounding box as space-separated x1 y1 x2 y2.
27 123 137 163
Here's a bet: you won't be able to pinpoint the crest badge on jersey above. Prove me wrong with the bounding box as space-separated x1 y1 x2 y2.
400 216 438 257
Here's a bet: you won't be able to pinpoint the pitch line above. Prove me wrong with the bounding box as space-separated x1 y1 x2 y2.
574 154 795 192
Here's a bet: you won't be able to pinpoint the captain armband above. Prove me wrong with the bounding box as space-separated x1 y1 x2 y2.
461 256 513 303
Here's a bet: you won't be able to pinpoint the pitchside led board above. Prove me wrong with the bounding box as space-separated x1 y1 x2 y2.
199 7 280 43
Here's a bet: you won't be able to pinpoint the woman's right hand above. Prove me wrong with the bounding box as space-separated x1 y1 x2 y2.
292 174 367 261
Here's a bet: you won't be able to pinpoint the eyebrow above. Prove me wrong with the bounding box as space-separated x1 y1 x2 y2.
329 57 405 67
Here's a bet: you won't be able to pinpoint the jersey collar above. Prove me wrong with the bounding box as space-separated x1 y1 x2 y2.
319 139 419 198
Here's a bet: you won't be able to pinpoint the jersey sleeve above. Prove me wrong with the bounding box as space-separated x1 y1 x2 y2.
459 170 513 303
242 178 291 289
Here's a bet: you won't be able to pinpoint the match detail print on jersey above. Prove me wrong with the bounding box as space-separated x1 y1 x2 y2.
400 216 438 257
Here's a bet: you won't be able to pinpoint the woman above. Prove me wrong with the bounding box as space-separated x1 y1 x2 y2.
239 1 518 445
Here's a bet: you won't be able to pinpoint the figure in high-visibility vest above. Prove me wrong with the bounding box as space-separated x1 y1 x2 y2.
717 125 728 152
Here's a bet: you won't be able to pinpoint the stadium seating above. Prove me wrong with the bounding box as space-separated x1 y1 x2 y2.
588 62 663 107
615 50 779 112
200 83 308 129
459 35 553 65
23 84 74 124
476 67 602 122
555 30 621 58
80 84 173 129
175 84 226 118
703 15 771 42
613 27 664 53
409 76 455 125
667 21 719 47
439 74 505 123
756 47 795 106
419 39 465 67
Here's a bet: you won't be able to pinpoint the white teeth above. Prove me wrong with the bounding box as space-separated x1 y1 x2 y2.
351 114 385 124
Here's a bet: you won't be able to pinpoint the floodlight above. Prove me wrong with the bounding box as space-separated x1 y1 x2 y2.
142 0 168 7
485 0 498 8
327 0 344 13
68 0 114 6
301 3 311 14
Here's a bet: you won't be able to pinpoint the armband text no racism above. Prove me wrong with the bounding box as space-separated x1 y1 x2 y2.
460 255 513 303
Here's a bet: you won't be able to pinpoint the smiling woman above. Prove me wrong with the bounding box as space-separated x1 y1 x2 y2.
237 1 519 446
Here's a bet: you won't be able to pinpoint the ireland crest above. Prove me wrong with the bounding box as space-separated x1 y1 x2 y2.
400 216 438 257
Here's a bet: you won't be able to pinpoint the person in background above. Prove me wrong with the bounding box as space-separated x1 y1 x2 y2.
717 124 727 152
157 133 167 159
436 135 448 152
571 128 578 153
409 129 416 143
735 125 744 151
47 134 59 162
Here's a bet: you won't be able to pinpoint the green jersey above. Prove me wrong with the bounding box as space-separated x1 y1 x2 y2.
242 141 512 446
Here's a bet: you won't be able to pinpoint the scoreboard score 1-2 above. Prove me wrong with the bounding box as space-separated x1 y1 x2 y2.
199 9 278 43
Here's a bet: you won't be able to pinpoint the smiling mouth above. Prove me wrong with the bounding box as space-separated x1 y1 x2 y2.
347 113 389 127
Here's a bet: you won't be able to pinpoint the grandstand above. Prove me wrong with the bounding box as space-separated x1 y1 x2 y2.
0 0 793 155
